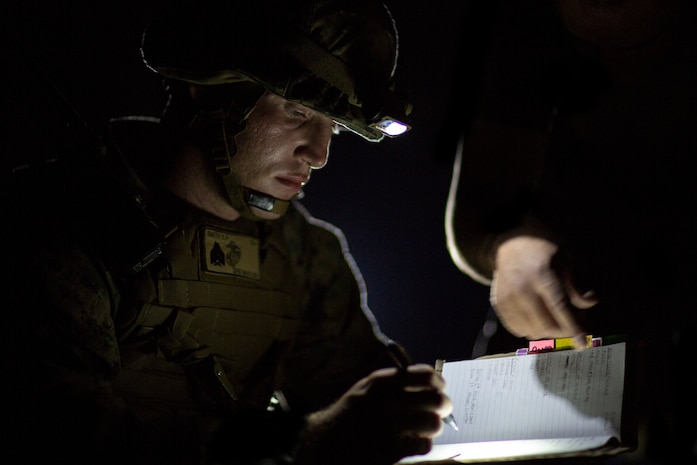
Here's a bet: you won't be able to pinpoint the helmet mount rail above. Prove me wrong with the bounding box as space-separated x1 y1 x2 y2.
285 36 412 139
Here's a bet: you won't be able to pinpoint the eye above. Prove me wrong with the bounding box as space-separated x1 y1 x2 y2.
286 103 309 120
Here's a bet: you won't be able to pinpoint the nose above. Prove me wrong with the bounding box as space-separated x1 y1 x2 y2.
296 118 333 169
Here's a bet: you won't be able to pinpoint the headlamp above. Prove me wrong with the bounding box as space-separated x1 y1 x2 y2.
369 116 410 137
363 91 413 138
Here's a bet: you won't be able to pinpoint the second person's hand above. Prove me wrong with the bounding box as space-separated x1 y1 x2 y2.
491 235 598 350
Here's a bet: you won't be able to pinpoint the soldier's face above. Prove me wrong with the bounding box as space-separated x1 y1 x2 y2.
231 91 335 219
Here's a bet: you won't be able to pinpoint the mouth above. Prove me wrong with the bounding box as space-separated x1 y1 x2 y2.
276 174 309 193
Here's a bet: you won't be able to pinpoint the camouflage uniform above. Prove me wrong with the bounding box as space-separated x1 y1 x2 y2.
3 95 392 465
3 1 408 462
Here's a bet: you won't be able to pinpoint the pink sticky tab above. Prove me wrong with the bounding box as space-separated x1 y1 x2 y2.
528 339 555 353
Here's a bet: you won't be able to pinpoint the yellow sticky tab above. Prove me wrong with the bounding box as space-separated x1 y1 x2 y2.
554 337 575 350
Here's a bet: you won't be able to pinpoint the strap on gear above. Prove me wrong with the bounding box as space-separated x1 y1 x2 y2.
285 35 360 105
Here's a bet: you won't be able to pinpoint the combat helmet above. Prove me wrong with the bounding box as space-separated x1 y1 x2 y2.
141 0 411 219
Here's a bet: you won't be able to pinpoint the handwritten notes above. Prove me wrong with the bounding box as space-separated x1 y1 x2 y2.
401 343 627 463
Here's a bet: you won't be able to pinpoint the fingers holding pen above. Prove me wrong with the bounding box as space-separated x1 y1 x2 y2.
383 341 451 417
401 363 447 390
299 364 454 464
359 365 453 434
366 365 449 405
375 342 456 441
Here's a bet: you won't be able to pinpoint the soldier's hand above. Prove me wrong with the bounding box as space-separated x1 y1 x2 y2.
296 364 452 465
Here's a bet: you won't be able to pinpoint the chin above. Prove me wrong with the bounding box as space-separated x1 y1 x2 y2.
251 207 282 221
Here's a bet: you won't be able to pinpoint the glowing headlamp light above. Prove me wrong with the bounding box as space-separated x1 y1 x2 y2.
369 116 411 137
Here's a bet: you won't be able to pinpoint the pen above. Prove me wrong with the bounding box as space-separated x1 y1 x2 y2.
386 340 459 431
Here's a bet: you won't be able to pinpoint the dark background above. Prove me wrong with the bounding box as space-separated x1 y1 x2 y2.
2 1 492 364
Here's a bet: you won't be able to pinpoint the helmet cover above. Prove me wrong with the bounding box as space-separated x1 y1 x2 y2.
141 0 411 142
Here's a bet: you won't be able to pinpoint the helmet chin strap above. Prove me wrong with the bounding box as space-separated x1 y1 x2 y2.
214 125 292 220
217 165 290 221
241 187 291 216
195 85 292 221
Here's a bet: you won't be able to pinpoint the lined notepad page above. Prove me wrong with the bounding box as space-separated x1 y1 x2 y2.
437 343 625 445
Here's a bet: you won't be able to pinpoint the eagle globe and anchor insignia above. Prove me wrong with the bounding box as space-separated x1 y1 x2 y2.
203 227 261 279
